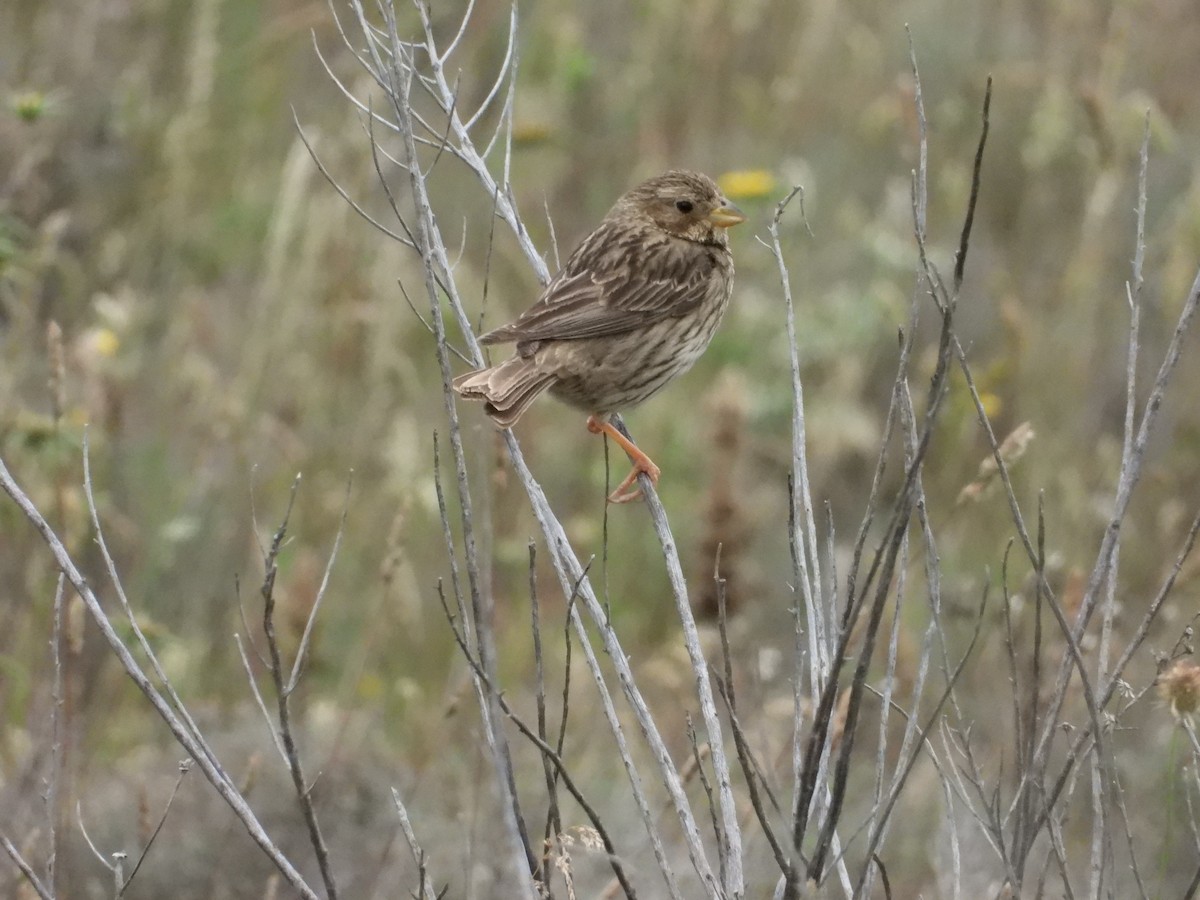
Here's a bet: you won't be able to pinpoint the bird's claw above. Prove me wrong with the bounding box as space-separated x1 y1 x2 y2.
607 459 661 504
607 485 644 504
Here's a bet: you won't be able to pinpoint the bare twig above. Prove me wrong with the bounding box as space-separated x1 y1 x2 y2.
0 456 321 899
382 11 537 887
48 573 65 894
258 476 340 899
1 832 53 900
391 789 438 900
436 587 638 899
82 433 229 788
607 416 745 895
529 542 563 891
286 472 352 694
119 760 193 896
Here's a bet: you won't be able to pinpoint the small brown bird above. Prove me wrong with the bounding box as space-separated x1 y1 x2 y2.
454 170 746 502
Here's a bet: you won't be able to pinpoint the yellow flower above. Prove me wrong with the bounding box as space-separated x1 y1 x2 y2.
979 391 1003 419
717 169 777 201
93 327 120 357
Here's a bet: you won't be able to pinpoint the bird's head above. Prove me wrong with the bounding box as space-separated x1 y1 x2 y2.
616 170 746 245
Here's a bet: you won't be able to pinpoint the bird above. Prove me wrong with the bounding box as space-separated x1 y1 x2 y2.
454 170 746 503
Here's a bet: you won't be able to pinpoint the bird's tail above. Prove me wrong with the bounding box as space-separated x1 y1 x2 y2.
452 357 555 428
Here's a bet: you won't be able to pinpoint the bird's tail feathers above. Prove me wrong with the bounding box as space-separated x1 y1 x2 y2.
453 357 555 428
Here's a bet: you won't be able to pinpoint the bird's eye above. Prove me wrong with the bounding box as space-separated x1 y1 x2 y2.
675 199 694 214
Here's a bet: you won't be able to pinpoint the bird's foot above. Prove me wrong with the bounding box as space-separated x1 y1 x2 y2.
587 416 661 503
608 457 661 504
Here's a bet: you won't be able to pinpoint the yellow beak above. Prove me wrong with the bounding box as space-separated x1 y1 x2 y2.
707 202 747 228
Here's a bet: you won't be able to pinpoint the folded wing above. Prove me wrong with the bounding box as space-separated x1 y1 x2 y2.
480 224 720 346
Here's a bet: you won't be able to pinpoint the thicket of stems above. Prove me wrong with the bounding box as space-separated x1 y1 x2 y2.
2 3 1199 898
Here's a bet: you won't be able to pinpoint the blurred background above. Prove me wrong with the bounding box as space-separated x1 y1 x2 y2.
2 0 1199 896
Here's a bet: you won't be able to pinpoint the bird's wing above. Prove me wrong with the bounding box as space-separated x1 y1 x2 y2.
479 226 723 345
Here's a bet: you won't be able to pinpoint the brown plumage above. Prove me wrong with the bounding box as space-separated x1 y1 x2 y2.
454 170 745 502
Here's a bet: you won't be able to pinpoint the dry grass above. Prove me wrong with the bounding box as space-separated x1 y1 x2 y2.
2 0 1200 897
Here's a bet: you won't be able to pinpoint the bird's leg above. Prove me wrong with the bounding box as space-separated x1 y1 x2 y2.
586 415 661 504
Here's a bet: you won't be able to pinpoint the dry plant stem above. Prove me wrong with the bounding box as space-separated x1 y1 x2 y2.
74 795 116 884
390 789 438 900
1 833 52 900
795 221 955 884
766 188 887 899
859 530 908 900
81 435 229 789
1096 117 1150 691
377 61 696 897
1186 772 1200 857
1110 768 1150 900
431 441 538 884
1047 819 1076 899
292 109 414 249
871 857 892 900
436 588 638 899
235 632 290 765
908 76 1113 882
1012 125 1197 880
1024 503 1113 843
1185 862 1200 900
685 718 725 889
554 588 576 765
356 0 549 287
49 573 65 894
792 301 954 888
792 323 920 895
1004 501 1045 871
259 481 339 900
345 4 736 895
0 458 321 900
841 315 913 658
762 195 828 812
822 500 838 632
385 18 538 893
1101 510 1200 699
837 319 932 630
764 187 827 694
999 542 1032 863
934 752 962 900
396 279 474 367
982 134 1200 797
611 414 746 896
430 436 470 643
938 726 1004 869
1024 509 1200 845
798 72 988 889
888 365 952 728
1093 115 1150 900
850 590 988 894
118 760 192 896
46 329 77 887
1185 720 1200 760
1096 118 1148 893
528 544 563 886
318 6 472 164
287 474 353 694
954 726 1027 884
714 576 796 886
808 311 952 883
506 438 701 900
